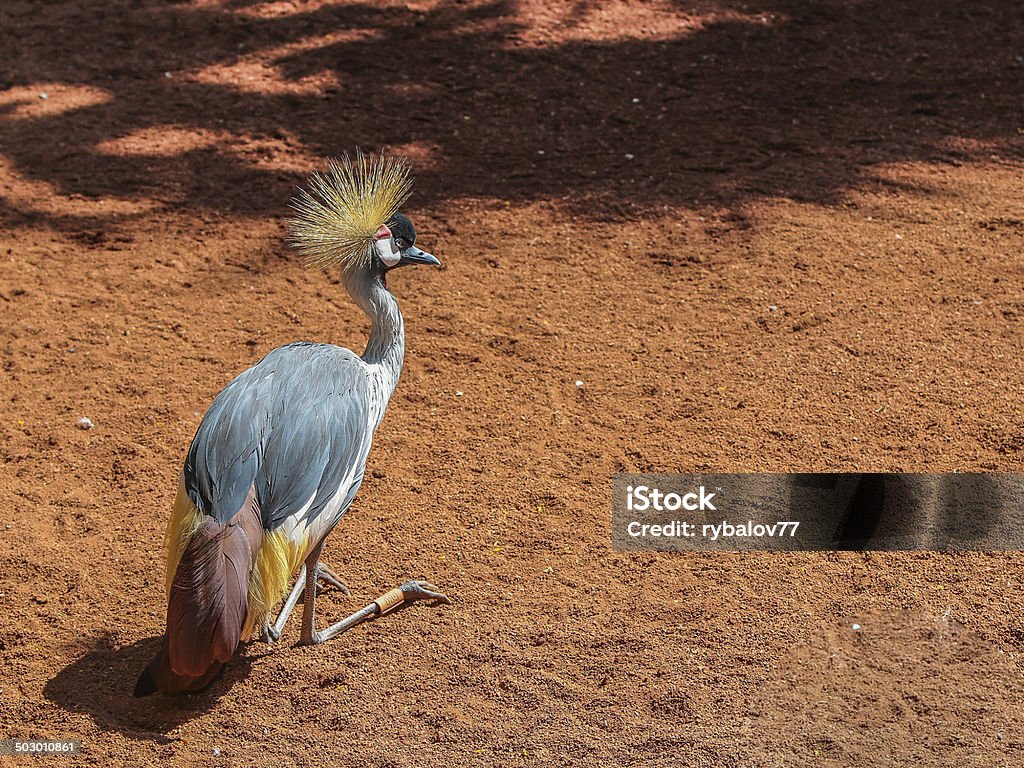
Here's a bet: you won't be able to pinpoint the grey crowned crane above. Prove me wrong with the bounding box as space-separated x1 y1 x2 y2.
135 152 450 696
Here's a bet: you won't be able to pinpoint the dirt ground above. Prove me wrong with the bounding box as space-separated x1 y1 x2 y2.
2 1 1023 766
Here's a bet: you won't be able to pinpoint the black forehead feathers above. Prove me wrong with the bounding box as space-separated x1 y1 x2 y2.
387 212 416 245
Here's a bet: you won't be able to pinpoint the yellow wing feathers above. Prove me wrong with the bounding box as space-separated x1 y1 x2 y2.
242 528 307 639
163 480 308 639
164 480 205 600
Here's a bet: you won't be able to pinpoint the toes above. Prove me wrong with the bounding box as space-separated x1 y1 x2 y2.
319 575 351 595
259 626 281 644
400 580 453 605
316 566 352 596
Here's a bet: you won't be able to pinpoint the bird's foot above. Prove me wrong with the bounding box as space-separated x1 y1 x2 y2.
315 563 351 596
258 622 281 644
397 579 452 608
371 580 451 616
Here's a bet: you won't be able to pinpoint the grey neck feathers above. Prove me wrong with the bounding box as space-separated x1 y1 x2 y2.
344 269 405 386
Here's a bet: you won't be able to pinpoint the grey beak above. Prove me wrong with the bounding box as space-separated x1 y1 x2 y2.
398 246 440 267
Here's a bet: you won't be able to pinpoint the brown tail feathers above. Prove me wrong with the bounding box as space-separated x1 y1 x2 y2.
135 499 262 696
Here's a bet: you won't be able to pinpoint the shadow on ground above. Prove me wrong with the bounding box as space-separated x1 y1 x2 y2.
0 0 1021 231
43 633 257 739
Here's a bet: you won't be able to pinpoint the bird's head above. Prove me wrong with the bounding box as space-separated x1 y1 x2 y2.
288 151 440 281
369 212 439 273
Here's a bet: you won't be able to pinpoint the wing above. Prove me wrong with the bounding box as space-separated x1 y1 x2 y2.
184 342 374 531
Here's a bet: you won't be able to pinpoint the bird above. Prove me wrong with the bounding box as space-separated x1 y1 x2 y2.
134 152 450 696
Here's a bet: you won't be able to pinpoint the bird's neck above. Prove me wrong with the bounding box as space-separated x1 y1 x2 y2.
346 271 405 388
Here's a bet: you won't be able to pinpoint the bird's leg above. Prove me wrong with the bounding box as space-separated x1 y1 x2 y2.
305 579 452 645
259 560 353 643
259 565 309 643
299 542 327 645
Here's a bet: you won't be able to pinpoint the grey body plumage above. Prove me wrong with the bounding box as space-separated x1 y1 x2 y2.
186 342 374 535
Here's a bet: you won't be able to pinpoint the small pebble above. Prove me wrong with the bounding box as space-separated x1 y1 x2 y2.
212 747 221 757
768 305 777 311
575 380 584 388
852 623 861 631
77 417 94 430
632 97 640 104
39 92 48 100
624 153 635 160
455 390 464 397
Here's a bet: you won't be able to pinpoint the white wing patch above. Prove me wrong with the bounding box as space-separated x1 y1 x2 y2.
277 490 318 546
277 433 374 559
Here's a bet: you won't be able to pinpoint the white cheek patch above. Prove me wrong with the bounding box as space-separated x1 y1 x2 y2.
374 237 401 267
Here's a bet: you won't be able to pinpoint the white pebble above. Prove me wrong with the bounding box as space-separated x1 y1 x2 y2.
212 747 221 757
39 92 48 100
164 71 173 79
575 380 584 388
624 153 635 160
632 98 640 104
851 623 861 631
76 417 94 430
455 390 464 397
768 305 777 311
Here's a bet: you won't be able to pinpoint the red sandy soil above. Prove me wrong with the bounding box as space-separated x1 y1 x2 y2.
2 1 1024 766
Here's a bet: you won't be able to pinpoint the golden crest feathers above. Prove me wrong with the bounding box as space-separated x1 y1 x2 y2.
288 150 413 271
